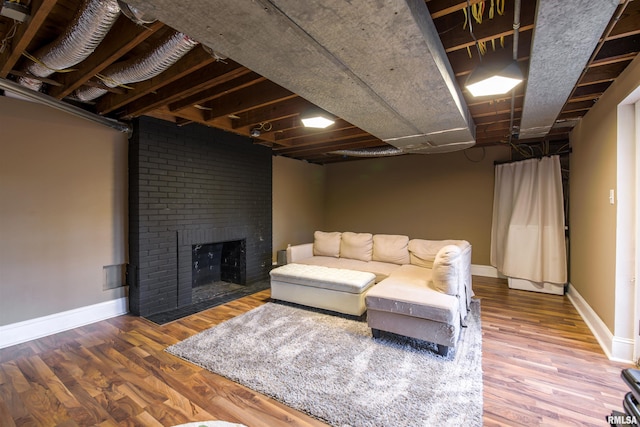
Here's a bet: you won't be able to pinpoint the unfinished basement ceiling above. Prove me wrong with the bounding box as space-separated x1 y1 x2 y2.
125 0 476 153
1 0 639 163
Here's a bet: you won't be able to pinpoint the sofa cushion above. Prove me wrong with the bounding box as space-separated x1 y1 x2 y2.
270 263 376 294
408 239 466 268
340 232 373 261
388 264 432 287
313 231 341 257
365 277 457 323
372 234 410 265
295 256 399 283
432 245 462 295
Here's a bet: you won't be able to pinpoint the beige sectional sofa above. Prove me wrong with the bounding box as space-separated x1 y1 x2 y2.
271 231 472 355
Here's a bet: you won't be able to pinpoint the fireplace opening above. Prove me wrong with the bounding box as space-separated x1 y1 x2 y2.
192 239 246 297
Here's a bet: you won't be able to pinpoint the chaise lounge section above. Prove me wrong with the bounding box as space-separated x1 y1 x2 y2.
271 231 472 354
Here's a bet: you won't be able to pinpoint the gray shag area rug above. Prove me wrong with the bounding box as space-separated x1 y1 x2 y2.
167 301 482 427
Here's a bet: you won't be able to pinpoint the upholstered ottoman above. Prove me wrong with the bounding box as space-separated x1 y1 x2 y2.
365 277 461 356
270 263 376 316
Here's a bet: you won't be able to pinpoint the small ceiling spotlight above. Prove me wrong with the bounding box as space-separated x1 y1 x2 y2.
301 109 335 129
250 127 261 138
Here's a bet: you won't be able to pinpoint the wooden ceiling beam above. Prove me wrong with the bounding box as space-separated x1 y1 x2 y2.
557 111 586 121
0 0 58 78
571 81 611 98
169 71 263 112
274 119 354 142
7 69 61 86
445 26 534 54
203 80 297 121
561 100 596 114
468 97 523 118
472 111 512 125
112 61 244 118
238 115 303 139
448 32 531 77
231 97 314 129
594 34 640 63
578 61 631 86
427 0 485 20
437 0 536 53
476 120 517 135
269 126 358 148
274 132 375 154
273 128 371 151
607 0 640 40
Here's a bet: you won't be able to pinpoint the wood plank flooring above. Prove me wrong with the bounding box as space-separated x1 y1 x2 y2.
0 277 634 426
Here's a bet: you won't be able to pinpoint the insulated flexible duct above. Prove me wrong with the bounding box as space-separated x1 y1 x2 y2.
331 140 476 157
331 147 405 157
18 0 121 92
73 32 198 101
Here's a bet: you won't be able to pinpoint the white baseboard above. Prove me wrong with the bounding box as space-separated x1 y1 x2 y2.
0 297 129 349
471 264 502 278
566 284 634 363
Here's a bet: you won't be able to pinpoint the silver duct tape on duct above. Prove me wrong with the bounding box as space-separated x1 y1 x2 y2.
117 0 156 24
74 32 198 101
18 0 121 91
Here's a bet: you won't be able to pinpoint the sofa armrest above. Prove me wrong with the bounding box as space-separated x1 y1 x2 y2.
456 244 473 324
286 243 314 263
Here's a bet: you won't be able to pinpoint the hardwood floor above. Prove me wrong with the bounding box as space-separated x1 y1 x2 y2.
0 277 634 426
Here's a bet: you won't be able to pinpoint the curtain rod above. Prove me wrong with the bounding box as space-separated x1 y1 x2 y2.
0 77 132 135
494 148 572 165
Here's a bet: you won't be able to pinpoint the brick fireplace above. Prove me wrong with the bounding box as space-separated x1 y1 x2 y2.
128 117 272 317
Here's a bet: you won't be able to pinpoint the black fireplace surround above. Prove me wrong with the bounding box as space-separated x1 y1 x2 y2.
128 117 272 317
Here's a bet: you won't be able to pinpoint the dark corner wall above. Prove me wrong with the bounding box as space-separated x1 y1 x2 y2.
128 117 272 317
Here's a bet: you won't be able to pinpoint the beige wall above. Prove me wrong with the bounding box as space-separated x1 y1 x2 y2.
323 146 510 265
272 156 326 261
0 96 128 326
570 55 640 332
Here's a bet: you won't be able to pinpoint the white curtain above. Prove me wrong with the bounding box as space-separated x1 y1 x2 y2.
490 155 567 284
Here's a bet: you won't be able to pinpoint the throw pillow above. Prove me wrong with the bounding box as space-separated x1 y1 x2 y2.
313 231 341 257
340 232 373 261
372 234 410 264
409 239 466 268
432 244 462 295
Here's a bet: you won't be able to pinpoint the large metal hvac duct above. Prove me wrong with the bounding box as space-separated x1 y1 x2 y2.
124 0 476 154
519 0 618 139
